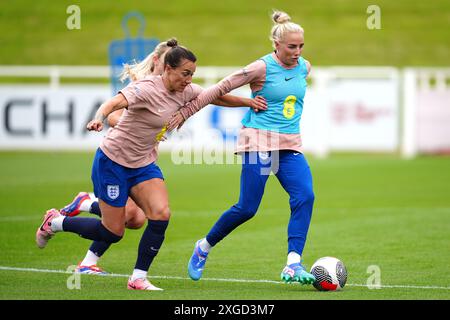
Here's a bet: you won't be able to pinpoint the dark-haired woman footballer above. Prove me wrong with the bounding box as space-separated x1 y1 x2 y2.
36 39 266 291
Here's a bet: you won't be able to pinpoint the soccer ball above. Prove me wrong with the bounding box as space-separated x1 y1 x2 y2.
310 257 347 291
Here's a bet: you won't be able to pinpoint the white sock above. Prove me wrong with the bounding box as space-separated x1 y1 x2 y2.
79 199 94 212
50 216 65 232
287 252 301 266
80 250 100 266
131 269 147 281
198 238 212 253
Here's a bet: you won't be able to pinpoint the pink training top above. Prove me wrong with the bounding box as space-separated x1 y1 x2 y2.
100 75 203 168
179 53 304 153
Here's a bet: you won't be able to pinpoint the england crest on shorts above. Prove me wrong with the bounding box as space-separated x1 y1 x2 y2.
258 151 269 161
107 185 120 200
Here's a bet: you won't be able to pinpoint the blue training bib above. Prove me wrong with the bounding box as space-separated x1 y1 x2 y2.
241 53 308 134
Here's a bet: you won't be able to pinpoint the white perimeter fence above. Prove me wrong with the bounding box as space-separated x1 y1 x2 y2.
0 65 449 158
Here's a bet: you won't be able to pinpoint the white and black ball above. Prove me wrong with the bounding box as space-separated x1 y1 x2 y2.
310 257 347 291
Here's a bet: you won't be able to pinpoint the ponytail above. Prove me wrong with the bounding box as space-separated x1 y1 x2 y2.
120 39 171 82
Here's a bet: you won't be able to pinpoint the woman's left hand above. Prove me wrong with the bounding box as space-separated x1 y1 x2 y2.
250 95 267 113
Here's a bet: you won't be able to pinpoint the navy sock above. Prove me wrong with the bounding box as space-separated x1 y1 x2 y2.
89 241 111 257
89 201 102 217
62 217 122 243
134 220 169 271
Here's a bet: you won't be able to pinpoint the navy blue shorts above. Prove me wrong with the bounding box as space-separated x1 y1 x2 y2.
91 148 164 207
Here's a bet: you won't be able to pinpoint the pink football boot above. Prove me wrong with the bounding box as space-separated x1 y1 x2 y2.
36 208 62 248
127 277 163 291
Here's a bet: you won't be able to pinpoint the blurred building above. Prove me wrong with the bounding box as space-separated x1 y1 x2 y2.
0 65 448 158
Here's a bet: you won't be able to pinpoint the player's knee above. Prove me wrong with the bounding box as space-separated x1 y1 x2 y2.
242 211 257 221
235 204 258 220
125 206 146 229
292 189 315 206
149 205 171 221
160 206 171 220
305 189 315 204
125 214 146 229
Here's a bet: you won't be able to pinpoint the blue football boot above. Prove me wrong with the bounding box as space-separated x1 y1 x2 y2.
188 239 209 281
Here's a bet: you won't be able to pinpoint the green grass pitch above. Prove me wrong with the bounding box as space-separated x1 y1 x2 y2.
0 151 449 300
0 0 449 67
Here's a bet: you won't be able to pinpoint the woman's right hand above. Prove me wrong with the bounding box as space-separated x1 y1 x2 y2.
87 94 127 132
86 119 104 132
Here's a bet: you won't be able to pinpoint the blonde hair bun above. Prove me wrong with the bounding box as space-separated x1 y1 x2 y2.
272 11 291 24
269 10 304 48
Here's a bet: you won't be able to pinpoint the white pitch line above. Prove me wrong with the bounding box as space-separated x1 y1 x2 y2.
0 265 449 290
